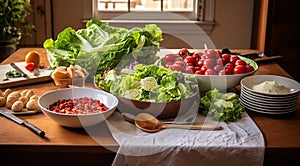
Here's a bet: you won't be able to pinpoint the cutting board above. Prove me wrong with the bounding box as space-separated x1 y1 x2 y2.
0 62 53 88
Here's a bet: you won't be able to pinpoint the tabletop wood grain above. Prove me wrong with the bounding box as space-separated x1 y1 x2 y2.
0 48 299 166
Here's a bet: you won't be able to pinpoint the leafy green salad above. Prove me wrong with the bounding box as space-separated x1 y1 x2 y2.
95 64 198 102
199 89 245 122
43 19 163 76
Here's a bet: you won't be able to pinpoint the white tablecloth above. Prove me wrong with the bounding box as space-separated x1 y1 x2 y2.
105 108 265 166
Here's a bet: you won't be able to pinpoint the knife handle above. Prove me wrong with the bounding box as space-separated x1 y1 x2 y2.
23 121 45 138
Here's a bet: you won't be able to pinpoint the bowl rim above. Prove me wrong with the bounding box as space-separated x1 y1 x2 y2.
38 87 118 117
240 75 300 96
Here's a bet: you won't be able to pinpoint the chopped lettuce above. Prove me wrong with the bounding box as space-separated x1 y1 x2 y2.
95 64 198 102
199 89 245 122
43 19 163 75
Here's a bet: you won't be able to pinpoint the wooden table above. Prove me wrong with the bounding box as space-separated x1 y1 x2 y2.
1 48 299 166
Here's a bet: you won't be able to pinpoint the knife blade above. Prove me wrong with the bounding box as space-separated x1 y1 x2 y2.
10 62 30 78
0 109 45 138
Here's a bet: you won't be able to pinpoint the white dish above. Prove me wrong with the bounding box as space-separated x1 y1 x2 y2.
38 87 118 128
240 75 300 96
239 99 297 114
239 96 297 111
240 94 297 107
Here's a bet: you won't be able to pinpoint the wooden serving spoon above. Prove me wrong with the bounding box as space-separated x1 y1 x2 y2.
134 113 223 133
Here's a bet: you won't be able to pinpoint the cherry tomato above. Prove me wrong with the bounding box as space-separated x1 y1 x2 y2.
205 69 217 75
206 49 218 59
178 48 189 57
164 54 176 62
225 63 234 75
222 53 231 64
195 70 203 75
25 62 36 72
246 65 255 73
233 65 247 74
184 56 196 65
164 61 174 68
216 58 224 66
213 64 223 72
200 66 208 74
38 63 45 69
174 61 184 66
185 66 196 73
192 52 202 60
197 59 204 67
204 59 215 69
170 64 184 72
230 55 240 65
218 69 226 75
235 59 247 66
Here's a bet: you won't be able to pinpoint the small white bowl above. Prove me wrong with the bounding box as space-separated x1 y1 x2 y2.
38 88 118 128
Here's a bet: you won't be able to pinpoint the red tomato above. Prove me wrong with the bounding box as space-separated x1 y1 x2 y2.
200 66 208 74
206 49 218 59
205 69 217 75
230 55 240 65
216 58 224 66
38 63 45 69
233 65 247 74
171 64 184 72
184 56 196 65
235 59 247 66
246 65 255 73
174 61 184 66
164 54 176 62
213 64 223 72
218 69 226 75
185 66 196 73
197 59 204 67
178 48 189 57
192 52 202 60
25 62 36 72
195 70 203 75
222 53 231 64
204 59 215 69
164 61 174 68
225 64 234 75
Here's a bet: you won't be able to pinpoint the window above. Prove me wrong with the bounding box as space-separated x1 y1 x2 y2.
82 0 216 45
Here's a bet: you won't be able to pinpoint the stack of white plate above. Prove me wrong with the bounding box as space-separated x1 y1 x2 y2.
240 75 300 115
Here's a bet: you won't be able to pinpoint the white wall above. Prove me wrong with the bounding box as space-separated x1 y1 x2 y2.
51 0 254 49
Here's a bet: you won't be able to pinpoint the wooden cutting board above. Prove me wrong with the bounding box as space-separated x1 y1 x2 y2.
0 62 53 88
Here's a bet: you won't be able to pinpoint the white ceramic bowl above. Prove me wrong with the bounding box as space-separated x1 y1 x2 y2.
38 87 118 128
185 56 258 91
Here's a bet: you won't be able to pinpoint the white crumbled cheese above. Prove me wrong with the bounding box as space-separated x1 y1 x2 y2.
252 81 290 94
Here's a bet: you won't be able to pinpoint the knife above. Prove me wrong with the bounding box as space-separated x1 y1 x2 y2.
10 62 30 78
0 109 45 138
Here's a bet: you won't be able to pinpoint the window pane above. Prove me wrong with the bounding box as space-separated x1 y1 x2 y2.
97 0 194 12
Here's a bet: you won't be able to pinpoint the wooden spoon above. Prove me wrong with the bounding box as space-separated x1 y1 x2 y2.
134 113 223 133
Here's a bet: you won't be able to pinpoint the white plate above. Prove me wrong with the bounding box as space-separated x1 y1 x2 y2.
240 92 298 106
241 86 299 100
239 96 297 110
239 98 297 113
239 99 297 114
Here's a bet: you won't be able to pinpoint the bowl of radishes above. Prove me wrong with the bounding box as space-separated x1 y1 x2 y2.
158 48 258 91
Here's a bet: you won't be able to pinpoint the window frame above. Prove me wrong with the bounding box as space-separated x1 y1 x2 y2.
82 0 215 34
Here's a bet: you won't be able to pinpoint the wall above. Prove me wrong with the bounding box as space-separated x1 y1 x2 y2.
51 0 254 49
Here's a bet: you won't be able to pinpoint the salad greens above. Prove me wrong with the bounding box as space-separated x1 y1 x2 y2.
95 64 198 102
43 19 163 76
199 89 245 122
3 70 23 81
